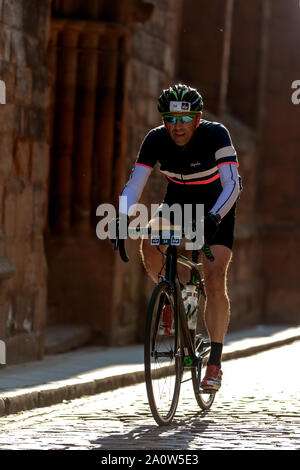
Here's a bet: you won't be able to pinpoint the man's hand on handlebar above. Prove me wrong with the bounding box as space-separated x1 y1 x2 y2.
204 212 221 245
109 214 129 250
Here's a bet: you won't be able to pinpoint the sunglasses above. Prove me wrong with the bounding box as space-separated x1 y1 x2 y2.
163 114 195 125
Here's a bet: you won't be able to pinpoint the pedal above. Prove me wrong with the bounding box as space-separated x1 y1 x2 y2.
200 387 217 394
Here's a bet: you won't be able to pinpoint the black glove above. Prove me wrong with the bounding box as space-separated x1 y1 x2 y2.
109 214 129 247
204 212 221 245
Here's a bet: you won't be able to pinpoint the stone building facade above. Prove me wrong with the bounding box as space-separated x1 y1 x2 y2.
0 0 50 363
0 0 299 364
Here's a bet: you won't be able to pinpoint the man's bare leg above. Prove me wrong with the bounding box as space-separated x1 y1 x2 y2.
198 244 232 391
140 237 166 283
202 244 232 343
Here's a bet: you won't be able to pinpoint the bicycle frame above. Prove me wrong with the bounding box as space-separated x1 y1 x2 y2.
161 245 211 370
117 229 213 367
118 232 216 423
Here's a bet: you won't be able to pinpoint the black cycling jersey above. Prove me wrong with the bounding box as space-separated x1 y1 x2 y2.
119 119 241 221
137 120 237 177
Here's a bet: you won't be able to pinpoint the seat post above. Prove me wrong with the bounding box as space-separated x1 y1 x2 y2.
165 246 177 284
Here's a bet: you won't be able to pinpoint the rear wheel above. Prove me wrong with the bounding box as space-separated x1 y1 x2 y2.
191 333 215 410
190 285 215 410
144 281 183 425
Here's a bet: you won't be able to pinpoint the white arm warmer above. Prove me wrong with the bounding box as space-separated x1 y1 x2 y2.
119 164 152 216
210 163 241 219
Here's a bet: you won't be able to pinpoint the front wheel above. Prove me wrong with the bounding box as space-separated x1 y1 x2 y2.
144 281 183 426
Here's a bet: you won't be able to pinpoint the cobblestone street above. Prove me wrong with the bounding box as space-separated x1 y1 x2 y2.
0 342 299 450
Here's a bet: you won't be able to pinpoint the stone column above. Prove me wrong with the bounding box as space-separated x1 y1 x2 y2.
51 28 79 232
110 35 130 208
93 34 119 207
45 28 59 234
177 0 233 116
218 0 234 117
227 0 263 127
46 29 59 147
73 32 99 233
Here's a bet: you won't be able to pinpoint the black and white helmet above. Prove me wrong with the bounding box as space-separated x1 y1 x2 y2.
157 84 203 114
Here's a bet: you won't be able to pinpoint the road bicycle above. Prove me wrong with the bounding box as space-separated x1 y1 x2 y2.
116 227 216 426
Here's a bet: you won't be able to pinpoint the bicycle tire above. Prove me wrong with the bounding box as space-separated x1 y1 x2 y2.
191 334 215 410
190 289 215 410
144 281 183 426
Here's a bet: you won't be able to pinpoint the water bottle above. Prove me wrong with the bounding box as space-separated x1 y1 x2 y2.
182 283 198 330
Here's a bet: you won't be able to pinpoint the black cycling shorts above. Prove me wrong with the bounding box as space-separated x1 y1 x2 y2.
152 199 236 251
209 204 236 250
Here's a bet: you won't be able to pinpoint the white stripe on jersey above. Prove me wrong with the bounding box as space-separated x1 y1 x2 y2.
215 145 236 161
161 166 218 181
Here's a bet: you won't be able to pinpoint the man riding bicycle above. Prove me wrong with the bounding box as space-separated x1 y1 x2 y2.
117 84 242 392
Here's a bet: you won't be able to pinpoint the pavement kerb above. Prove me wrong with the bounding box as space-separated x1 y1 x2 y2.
0 331 299 417
222 333 300 361
0 370 147 416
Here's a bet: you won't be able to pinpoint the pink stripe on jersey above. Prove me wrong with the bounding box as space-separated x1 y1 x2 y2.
217 161 239 167
135 162 153 170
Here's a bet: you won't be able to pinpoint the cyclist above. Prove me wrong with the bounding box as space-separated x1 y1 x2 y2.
117 84 242 392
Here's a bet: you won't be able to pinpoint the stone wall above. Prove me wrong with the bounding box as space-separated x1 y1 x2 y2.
258 0 300 324
175 0 300 328
44 0 156 347
0 0 298 364
175 0 263 330
0 0 51 363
